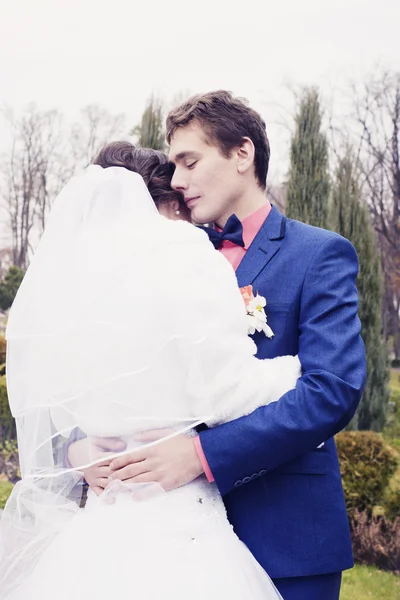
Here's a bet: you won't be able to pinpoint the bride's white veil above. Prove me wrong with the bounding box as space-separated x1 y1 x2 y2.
0 165 213 597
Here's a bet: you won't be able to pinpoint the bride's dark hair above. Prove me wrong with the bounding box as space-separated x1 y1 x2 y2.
92 141 184 209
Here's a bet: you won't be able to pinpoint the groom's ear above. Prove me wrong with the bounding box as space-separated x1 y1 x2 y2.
236 137 255 176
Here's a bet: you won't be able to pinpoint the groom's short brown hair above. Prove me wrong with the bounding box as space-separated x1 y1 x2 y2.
166 90 270 189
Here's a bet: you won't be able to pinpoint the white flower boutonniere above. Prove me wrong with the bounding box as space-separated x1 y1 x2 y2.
239 285 274 338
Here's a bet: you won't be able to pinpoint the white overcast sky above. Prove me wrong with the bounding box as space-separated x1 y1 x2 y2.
0 0 399 242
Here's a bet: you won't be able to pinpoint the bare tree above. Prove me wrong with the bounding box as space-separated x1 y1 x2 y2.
70 104 127 168
352 70 400 357
353 72 399 272
0 105 67 269
266 183 287 213
0 104 128 271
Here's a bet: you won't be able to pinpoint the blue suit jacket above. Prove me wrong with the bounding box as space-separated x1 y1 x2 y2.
199 206 366 579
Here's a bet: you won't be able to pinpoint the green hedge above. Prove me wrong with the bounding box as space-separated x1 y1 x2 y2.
383 372 400 451
0 375 16 441
336 431 398 518
0 335 5 364
383 478 400 522
0 480 13 509
0 439 19 483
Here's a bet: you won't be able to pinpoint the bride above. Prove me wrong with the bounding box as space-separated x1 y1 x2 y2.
0 142 300 599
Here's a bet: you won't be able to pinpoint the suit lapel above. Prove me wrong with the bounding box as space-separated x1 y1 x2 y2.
235 205 286 288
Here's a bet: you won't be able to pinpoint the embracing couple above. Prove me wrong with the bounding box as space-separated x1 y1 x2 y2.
0 91 366 600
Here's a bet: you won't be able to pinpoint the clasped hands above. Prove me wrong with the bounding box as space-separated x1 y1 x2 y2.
67 430 204 496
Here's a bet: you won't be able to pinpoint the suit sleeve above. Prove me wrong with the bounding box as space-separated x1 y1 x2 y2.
199 235 367 496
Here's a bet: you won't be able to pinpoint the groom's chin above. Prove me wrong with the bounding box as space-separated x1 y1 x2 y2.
190 211 211 226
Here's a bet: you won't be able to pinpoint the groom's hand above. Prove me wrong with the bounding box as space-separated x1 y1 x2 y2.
108 432 204 491
68 436 126 496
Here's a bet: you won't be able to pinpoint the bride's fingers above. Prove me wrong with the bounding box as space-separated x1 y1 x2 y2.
83 465 111 481
108 460 148 482
89 458 114 470
93 464 112 475
96 476 110 489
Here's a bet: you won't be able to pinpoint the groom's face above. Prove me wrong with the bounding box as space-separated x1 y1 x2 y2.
169 122 241 226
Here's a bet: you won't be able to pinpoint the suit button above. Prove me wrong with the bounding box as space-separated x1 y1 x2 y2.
234 480 243 488
243 476 251 484
259 469 267 476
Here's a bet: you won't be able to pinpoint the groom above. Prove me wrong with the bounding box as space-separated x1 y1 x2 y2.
108 91 366 599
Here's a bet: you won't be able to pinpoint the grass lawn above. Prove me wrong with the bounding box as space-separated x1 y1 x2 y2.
341 565 400 599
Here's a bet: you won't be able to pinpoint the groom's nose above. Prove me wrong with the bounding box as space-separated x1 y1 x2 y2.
171 168 188 192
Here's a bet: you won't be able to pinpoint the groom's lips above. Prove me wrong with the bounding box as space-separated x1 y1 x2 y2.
185 196 200 208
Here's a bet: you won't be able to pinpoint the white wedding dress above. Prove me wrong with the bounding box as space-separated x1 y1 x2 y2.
0 166 300 600
9 354 298 600
18 478 277 599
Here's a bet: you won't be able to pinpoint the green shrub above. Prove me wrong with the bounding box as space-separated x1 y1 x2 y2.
0 266 24 311
0 480 13 509
383 380 400 450
0 439 20 483
380 446 400 522
0 334 5 364
383 483 400 522
336 431 398 518
390 369 400 393
0 376 16 441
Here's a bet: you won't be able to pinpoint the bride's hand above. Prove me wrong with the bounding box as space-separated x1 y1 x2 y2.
68 437 126 496
82 460 113 496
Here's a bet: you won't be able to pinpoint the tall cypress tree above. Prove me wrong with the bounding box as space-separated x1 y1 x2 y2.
133 96 165 151
286 87 330 229
0 266 24 311
330 151 389 431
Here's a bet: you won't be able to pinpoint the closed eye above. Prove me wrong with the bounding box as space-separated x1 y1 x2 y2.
186 161 197 170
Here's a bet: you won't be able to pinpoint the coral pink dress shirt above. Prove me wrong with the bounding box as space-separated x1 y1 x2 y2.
194 204 272 482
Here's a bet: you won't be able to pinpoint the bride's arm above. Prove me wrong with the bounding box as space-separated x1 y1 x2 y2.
163 224 301 426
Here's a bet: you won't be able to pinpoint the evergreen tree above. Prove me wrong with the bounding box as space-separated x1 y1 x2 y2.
133 96 165 151
286 87 330 229
330 151 389 431
0 266 24 311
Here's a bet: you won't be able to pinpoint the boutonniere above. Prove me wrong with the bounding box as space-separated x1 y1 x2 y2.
240 285 274 338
